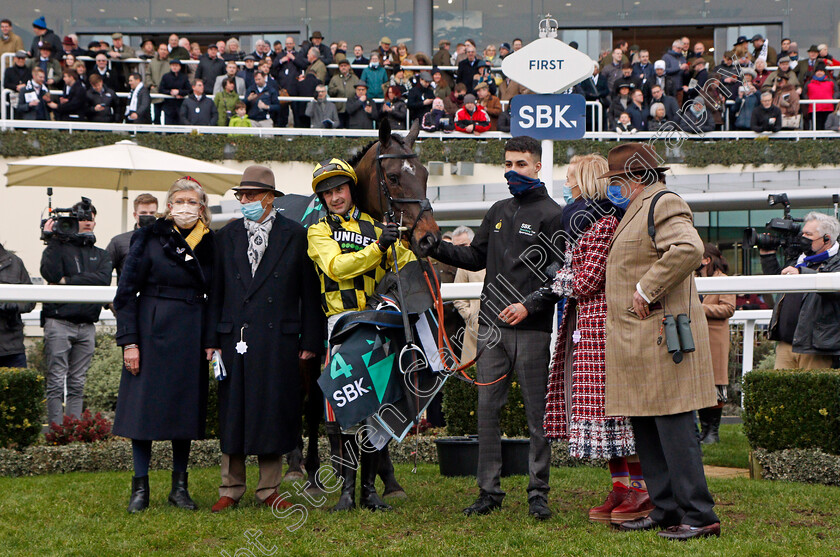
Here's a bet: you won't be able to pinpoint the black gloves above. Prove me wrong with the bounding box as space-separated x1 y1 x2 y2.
377 223 400 251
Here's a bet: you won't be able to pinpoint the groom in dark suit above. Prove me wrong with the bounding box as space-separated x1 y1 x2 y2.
205 165 323 513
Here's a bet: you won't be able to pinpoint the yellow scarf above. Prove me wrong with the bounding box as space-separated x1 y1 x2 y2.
176 220 209 252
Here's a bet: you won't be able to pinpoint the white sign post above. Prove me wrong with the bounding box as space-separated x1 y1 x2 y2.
500 17 595 199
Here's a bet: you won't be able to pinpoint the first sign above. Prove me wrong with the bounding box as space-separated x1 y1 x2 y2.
501 38 595 94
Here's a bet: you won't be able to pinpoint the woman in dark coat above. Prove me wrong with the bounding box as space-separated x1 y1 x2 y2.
113 177 215 514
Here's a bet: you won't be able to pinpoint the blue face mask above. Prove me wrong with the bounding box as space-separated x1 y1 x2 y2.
370 62 379 69
606 184 631 210
562 185 576 205
241 199 267 221
504 170 543 196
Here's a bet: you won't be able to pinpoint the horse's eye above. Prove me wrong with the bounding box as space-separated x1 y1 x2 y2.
388 174 400 183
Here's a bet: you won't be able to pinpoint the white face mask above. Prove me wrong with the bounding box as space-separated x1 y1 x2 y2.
170 204 201 228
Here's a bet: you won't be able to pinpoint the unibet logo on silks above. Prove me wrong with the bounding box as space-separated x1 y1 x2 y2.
332 229 374 252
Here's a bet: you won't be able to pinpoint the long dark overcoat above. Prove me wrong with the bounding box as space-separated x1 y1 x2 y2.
112 218 214 440
205 215 322 456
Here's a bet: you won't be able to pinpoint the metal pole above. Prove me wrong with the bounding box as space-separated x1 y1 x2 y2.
540 139 554 198
413 0 433 58
741 318 756 406
121 186 129 232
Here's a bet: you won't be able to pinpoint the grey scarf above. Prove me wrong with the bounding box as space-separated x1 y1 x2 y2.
243 210 276 275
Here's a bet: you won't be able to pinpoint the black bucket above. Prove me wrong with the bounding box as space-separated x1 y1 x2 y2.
435 436 479 477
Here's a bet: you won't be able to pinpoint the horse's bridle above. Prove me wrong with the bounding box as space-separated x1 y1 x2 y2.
374 143 432 238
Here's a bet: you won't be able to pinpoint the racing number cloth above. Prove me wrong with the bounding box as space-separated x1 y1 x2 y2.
317 310 406 429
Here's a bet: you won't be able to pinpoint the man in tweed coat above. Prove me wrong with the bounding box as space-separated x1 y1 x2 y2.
602 143 721 540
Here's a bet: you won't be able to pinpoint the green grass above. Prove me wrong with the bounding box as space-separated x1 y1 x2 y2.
1 456 838 556
701 424 751 469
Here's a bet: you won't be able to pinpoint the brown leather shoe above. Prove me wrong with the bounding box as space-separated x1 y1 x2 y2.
263 491 292 510
589 486 630 523
658 523 721 540
617 516 660 531
211 496 238 513
611 489 654 524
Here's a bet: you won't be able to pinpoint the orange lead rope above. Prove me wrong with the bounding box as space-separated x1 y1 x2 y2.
421 264 508 387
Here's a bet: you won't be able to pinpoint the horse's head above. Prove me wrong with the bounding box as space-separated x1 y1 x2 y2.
355 118 441 257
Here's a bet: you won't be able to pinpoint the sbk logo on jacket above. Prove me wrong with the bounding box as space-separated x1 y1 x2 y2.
519 223 535 236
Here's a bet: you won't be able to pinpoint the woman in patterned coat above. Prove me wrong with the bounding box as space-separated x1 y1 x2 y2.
544 154 652 525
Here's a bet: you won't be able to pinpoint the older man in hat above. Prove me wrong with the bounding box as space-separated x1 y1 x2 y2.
309 30 333 65
601 143 720 540
206 165 322 513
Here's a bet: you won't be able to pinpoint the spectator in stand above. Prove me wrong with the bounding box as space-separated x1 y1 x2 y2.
483 44 498 67
89 51 123 94
499 75 532 101
455 94 490 134
228 101 252 128
687 42 714 68
421 97 454 132
385 65 411 97
195 43 225 90
763 56 801 93
805 63 836 130
246 70 279 127
407 70 435 123
213 77 240 126
361 52 388 99
224 37 243 61
615 112 637 133
497 104 511 132
451 43 465 65
433 39 454 86
512 38 523 52
309 31 333 65
4 50 31 105
251 39 270 61
751 34 777 66
705 77 726 130
647 103 669 131
328 59 360 128
734 68 760 130
108 32 136 81
179 79 217 126
608 82 632 128
377 36 394 66
646 83 679 122
158 59 189 125
345 82 377 129
825 102 840 132
475 81 502 130
396 42 418 80
750 91 782 133
445 82 467 115
351 44 369 78
679 98 714 133
216 40 227 58
771 74 800 128
86 73 116 123
29 16 62 59
148 43 170 124
472 61 497 97
632 49 654 86
72 60 88 90
714 51 742 101
787 42 800 62
817 44 840 72
213 61 246 96
380 85 407 130
27 43 60 88
166 34 189 62
663 40 689 99
303 47 327 84
431 68 451 100
779 38 792 60
273 36 306 82
601 48 625 93
644 60 676 101
626 88 647 131
753 59 770 90
575 63 610 131
124 72 151 124
614 64 641 95
457 45 481 94
305 84 339 128
138 39 155 60
238 55 257 90
796 45 821 85
0 19 25 57
51 69 86 120
185 42 201 86
600 42 628 69
685 58 708 101
16 67 50 120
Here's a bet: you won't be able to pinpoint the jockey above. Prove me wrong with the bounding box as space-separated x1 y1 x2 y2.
306 157 414 512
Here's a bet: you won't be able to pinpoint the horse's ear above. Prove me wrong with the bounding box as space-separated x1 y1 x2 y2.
405 119 421 149
378 117 391 147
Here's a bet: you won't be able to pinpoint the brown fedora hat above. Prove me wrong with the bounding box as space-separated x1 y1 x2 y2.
598 143 669 179
233 164 280 192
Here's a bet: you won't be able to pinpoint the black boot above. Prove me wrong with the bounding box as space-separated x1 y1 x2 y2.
697 408 712 444
378 445 407 499
701 407 722 445
168 471 198 510
329 434 357 512
360 447 392 511
127 475 149 514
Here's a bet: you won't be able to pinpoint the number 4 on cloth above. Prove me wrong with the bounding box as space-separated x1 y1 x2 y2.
330 353 353 379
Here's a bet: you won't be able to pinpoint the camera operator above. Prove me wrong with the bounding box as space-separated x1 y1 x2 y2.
0 242 35 368
761 212 840 369
40 199 113 426
105 193 158 282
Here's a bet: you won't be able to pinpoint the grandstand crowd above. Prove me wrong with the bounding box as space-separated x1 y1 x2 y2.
2 16 840 133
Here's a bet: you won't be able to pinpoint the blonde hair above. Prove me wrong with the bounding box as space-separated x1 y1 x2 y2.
163 178 211 225
568 154 609 201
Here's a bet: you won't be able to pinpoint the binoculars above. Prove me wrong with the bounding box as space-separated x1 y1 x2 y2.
663 314 694 364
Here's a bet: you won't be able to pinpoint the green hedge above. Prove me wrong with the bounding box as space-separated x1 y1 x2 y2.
752 448 840 486
2 130 839 167
743 369 840 455
442 368 528 437
0 367 44 449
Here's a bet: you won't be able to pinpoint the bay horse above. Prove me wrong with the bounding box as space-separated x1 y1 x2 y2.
350 118 441 256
